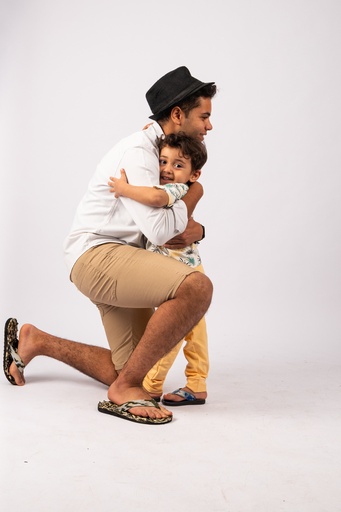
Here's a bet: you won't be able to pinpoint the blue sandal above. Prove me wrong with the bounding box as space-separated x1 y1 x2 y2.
162 388 206 406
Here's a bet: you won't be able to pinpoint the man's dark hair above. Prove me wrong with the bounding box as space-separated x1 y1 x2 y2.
158 132 207 172
156 84 217 124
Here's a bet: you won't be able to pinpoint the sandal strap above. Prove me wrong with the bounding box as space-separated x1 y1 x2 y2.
9 345 25 373
171 388 196 401
117 399 160 413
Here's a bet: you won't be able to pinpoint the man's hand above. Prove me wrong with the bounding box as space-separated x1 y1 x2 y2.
164 218 204 249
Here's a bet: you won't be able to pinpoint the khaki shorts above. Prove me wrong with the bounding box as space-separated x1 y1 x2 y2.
71 243 196 370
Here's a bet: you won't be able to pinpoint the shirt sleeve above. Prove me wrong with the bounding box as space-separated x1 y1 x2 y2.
117 147 188 246
155 183 189 207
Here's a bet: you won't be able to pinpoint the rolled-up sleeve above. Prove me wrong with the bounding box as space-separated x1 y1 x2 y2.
155 183 189 207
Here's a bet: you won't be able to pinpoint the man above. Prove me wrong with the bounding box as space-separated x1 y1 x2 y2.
4 67 216 425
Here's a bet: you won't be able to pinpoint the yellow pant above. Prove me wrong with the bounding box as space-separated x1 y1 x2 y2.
143 263 209 395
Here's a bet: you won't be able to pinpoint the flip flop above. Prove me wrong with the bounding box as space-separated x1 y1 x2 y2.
98 398 172 425
162 388 206 406
150 396 161 402
3 318 25 385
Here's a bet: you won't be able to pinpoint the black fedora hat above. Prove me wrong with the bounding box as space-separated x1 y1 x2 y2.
146 66 215 120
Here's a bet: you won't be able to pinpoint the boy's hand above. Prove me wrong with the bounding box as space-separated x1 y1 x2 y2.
108 169 128 198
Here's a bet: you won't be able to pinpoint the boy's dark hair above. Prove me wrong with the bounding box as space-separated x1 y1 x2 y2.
158 132 207 172
156 84 217 124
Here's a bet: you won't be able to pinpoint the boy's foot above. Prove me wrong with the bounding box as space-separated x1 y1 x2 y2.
162 386 207 406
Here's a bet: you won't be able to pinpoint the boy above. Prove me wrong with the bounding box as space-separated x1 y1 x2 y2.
109 132 209 406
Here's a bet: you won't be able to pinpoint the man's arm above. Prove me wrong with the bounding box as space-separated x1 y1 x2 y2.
180 181 203 218
164 217 205 249
163 181 204 248
155 180 204 248
109 169 168 207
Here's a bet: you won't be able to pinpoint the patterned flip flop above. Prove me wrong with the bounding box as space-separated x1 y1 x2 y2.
3 318 25 385
98 398 172 425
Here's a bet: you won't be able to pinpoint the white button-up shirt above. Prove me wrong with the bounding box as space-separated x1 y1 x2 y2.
63 123 188 273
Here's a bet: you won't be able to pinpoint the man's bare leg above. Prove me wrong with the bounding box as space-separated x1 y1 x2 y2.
108 272 213 419
8 273 212 420
9 324 118 386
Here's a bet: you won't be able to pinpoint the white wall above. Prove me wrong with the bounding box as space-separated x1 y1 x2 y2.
1 0 340 365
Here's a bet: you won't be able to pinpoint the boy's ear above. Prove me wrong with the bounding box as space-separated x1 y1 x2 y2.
188 169 201 182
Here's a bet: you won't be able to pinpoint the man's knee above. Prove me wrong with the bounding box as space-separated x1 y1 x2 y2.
178 271 213 305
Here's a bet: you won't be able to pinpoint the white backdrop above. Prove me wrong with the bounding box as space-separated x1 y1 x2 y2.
1 0 340 366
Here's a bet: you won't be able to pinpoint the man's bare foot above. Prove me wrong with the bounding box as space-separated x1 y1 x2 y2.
108 381 172 420
163 386 207 403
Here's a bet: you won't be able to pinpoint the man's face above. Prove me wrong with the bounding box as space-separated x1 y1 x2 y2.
179 97 213 142
159 145 199 185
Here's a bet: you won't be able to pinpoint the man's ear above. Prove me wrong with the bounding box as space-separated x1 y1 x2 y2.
170 106 183 125
189 169 201 182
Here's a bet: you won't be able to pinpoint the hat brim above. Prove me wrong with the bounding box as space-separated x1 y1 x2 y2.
149 81 215 120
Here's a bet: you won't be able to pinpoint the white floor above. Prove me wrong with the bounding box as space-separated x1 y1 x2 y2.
1 355 341 512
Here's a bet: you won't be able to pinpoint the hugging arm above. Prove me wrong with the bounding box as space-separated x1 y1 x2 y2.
109 169 169 207
164 217 205 249
108 148 188 246
109 167 203 220
109 165 205 248
164 182 204 248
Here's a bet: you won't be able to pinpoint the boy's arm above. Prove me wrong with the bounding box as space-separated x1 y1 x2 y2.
109 169 168 207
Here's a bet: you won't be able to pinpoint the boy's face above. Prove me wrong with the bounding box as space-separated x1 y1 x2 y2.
159 145 201 185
